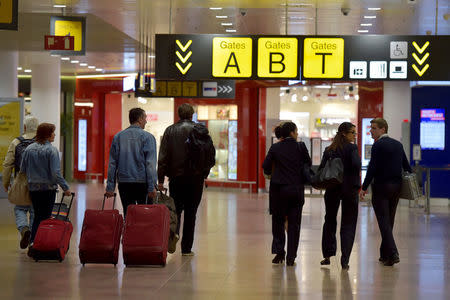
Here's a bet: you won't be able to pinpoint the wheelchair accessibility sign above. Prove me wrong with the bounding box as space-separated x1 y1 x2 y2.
390 41 408 59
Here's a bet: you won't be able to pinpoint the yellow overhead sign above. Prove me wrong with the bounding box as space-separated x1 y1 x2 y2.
0 0 13 23
182 82 197 97
257 38 298 78
303 38 344 78
55 20 83 51
412 41 430 77
212 37 252 78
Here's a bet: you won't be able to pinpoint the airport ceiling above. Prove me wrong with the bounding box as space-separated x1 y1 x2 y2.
1 0 448 76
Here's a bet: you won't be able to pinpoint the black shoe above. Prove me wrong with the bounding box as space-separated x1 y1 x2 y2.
286 258 295 266
272 253 285 264
320 257 330 265
20 228 31 249
383 256 400 266
379 257 387 263
27 245 34 258
341 263 350 270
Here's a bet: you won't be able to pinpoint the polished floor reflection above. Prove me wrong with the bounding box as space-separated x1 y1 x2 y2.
0 183 449 299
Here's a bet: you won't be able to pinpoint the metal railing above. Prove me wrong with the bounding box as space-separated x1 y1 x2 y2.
424 166 450 215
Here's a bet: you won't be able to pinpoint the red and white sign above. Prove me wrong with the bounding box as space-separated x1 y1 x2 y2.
44 35 74 51
146 113 158 121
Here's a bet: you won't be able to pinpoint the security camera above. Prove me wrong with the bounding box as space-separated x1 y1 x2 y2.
239 8 247 16
341 7 351 16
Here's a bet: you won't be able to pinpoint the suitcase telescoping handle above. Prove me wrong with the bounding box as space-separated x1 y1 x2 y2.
102 193 117 210
55 192 75 221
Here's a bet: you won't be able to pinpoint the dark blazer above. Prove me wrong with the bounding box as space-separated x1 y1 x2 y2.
263 138 312 186
319 143 361 191
362 136 412 191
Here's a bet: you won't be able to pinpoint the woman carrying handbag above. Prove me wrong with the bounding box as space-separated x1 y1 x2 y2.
319 122 361 270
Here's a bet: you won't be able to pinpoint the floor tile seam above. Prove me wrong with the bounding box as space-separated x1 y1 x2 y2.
152 257 196 294
211 260 239 299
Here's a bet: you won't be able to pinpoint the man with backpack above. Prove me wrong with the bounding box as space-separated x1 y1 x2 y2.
2 116 39 249
158 103 215 256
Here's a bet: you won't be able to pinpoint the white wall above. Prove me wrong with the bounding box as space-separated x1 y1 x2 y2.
383 81 411 141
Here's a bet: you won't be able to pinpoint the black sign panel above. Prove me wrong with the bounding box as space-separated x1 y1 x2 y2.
155 34 450 81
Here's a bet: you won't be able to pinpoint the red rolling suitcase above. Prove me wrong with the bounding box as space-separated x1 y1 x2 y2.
79 193 123 266
31 193 75 262
122 203 170 266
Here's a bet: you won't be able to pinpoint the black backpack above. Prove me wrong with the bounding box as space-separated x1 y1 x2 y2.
185 123 216 178
14 136 35 174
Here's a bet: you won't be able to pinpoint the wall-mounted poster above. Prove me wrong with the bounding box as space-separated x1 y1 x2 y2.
0 98 23 173
420 108 445 150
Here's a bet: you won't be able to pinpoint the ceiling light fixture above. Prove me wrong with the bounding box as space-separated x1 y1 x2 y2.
17 67 22 71
364 16 376 19
80 63 88 67
216 15 228 19
71 60 79 64
358 30 369 33
148 55 155 58
361 23 372 26
226 29 237 33
53 5 66 8
221 23 233 26
24 69 32 73
50 54 59 57
95 68 103 71
61 57 70 60
315 85 332 89
302 95 308 101
88 66 95 69
368 8 381 11
210 7 223 10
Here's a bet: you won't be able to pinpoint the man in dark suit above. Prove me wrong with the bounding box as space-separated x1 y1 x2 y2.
360 118 412 266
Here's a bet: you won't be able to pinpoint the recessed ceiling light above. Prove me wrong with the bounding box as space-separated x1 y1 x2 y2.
24 69 32 73
53 5 66 8
71 60 79 64
361 23 373 26
88 66 95 69
50 54 59 57
216 15 228 19
358 30 369 33
368 8 381 11
17 67 22 70
61 57 70 61
210 7 222 10
226 29 237 33
95 68 103 71
364 15 376 19
80 63 88 67
148 55 155 58
221 23 233 26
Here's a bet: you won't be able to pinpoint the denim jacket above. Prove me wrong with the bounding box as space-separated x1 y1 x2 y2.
106 125 157 193
20 141 69 192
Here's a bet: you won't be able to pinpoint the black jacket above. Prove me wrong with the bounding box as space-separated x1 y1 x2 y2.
262 138 312 186
319 143 361 191
158 119 215 181
362 136 412 191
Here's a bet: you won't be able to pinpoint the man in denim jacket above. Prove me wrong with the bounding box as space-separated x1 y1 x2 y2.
105 108 157 216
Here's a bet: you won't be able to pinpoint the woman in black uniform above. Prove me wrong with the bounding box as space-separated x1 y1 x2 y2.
263 122 311 266
319 122 361 270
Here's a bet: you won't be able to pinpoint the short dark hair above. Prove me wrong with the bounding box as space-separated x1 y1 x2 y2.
280 121 297 139
371 118 389 133
129 107 146 124
178 103 194 120
36 123 55 144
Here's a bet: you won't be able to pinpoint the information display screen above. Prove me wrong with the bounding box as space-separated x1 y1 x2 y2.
420 108 445 150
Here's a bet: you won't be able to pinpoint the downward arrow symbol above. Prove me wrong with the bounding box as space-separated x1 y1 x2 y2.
176 40 192 52
412 52 429 65
412 41 429 54
412 64 429 77
176 51 192 63
175 62 192 75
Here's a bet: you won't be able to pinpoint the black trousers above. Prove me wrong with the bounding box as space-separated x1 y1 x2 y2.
118 182 148 217
271 184 304 260
372 183 401 259
30 190 57 243
321 186 359 265
169 175 204 253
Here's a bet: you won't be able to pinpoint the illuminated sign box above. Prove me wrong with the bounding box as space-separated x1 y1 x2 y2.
420 108 445 150
0 0 18 30
50 16 86 55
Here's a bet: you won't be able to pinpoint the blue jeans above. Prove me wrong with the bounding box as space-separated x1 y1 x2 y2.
14 205 34 232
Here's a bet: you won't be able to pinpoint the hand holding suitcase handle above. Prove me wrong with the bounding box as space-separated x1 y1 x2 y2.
102 193 117 210
55 192 75 222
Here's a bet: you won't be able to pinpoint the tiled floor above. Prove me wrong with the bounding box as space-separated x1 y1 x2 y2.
0 183 449 299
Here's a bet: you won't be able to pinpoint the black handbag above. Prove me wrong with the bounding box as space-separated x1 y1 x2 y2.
311 153 344 190
297 142 314 184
